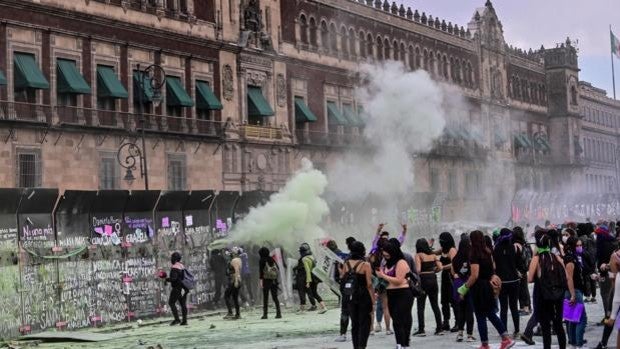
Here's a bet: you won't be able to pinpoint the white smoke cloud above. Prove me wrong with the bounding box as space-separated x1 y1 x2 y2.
229 158 329 250
327 61 447 202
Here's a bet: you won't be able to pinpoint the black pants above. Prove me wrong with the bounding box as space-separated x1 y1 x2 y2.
518 274 531 309
340 291 350 335
600 277 613 317
225 283 241 316
213 276 225 303
599 287 616 346
169 287 188 322
387 288 414 346
440 275 455 326
350 295 372 349
298 281 322 306
499 281 520 333
538 298 566 349
456 294 474 335
584 277 597 298
417 276 442 332
524 284 539 338
262 280 281 317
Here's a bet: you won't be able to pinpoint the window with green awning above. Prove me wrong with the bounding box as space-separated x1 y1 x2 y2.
166 76 194 107
14 52 49 89
327 101 347 125
294 97 317 123
196 80 223 110
96 65 128 99
514 134 533 148
534 137 551 152
247 86 274 117
133 70 155 102
342 104 362 126
0 70 6 85
57 59 91 94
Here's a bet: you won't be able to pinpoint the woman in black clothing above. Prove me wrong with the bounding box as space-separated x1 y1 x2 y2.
528 230 567 349
342 241 375 349
452 236 475 342
377 241 414 349
439 232 458 332
493 228 521 337
162 251 189 326
513 227 532 315
258 247 281 319
564 236 587 348
414 238 443 336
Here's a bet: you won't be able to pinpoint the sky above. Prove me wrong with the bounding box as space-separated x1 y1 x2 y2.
401 0 620 98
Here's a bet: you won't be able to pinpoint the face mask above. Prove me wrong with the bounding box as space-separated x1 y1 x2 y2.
576 246 583 254
562 236 569 244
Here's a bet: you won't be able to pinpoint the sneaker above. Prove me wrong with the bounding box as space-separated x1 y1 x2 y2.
442 323 451 332
434 329 445 336
520 334 535 345
450 326 459 333
500 337 515 349
233 314 241 320
170 319 180 326
595 343 607 349
467 335 477 342
386 330 394 335
179 321 187 326
308 305 318 311
513 332 521 339
375 324 383 333
334 335 347 342
260 315 267 319
275 313 282 319
318 307 328 314
412 330 426 337
223 313 235 320
456 333 464 342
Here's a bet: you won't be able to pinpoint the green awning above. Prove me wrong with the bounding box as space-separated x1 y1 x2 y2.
294 97 317 122
13 53 49 89
96 66 128 99
327 101 347 125
457 127 473 141
514 134 533 148
534 137 551 152
133 70 154 102
196 80 222 110
247 86 274 117
166 76 194 107
444 127 459 139
57 59 91 94
357 106 366 126
0 70 6 85
343 104 362 126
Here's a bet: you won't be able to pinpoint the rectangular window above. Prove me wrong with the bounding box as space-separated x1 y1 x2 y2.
167 154 187 190
99 153 119 190
16 149 42 188
429 169 440 192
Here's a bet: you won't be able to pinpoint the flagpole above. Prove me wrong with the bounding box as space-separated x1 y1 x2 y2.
613 25 617 100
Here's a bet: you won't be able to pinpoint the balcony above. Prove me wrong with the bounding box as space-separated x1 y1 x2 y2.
0 100 224 138
295 130 363 147
515 149 552 165
430 142 489 159
240 125 284 141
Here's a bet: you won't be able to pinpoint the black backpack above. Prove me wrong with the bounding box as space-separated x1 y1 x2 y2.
539 253 567 301
342 260 363 297
181 269 196 290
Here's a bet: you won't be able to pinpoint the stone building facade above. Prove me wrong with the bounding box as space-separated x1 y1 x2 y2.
0 0 612 222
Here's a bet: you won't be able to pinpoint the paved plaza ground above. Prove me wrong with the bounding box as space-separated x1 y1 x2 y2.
14 295 618 349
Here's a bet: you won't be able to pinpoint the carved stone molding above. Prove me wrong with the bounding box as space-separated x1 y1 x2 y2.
276 74 286 107
222 65 234 101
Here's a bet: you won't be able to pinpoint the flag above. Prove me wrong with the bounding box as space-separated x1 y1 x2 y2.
612 30 620 59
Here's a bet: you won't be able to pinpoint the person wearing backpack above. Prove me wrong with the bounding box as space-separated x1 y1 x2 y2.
342 241 374 349
528 230 567 349
258 246 281 319
564 236 587 349
162 251 189 326
224 247 243 320
493 228 521 339
296 243 327 313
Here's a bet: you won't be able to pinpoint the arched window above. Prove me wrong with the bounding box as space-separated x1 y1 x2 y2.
415 47 421 69
443 55 449 79
570 85 578 105
376 36 384 61
455 60 462 83
522 80 529 101
423 49 429 70
309 17 318 46
408 46 415 70
366 33 374 59
468 62 474 86
400 43 406 63
340 26 348 55
383 38 390 60
514 77 521 99
359 31 366 58
531 83 538 103
300 15 308 45
320 20 329 50
349 28 356 56
429 51 436 75
329 23 337 52
392 40 399 61
450 57 455 80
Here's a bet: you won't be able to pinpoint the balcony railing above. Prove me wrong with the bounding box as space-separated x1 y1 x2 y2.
295 130 363 146
0 101 53 124
241 125 284 140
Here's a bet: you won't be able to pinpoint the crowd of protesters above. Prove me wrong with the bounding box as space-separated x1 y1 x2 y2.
160 220 620 349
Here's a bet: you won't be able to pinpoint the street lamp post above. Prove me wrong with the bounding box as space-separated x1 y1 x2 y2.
117 63 166 190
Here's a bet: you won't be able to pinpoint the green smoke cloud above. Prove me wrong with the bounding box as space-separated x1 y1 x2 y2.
228 159 329 251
